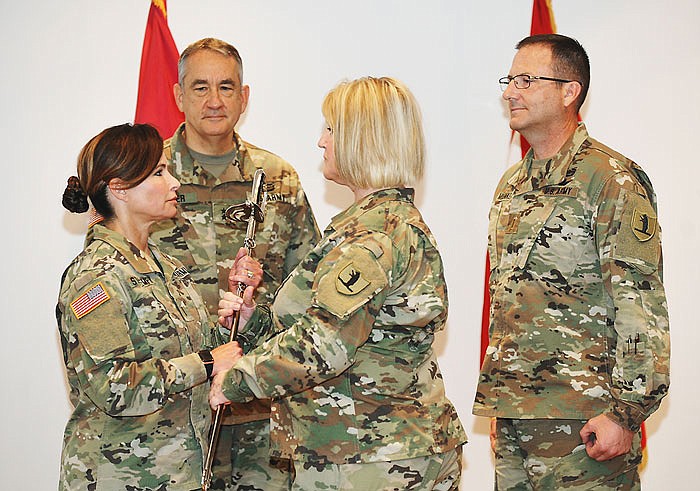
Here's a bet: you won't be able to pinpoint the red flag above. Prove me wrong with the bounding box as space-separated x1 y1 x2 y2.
531 0 557 37
134 0 183 139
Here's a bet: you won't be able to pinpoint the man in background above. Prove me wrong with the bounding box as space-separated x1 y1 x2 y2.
150 38 320 491
474 34 670 490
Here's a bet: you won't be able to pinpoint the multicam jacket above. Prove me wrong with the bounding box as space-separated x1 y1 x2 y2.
473 123 670 432
150 123 320 423
57 224 214 490
221 188 467 464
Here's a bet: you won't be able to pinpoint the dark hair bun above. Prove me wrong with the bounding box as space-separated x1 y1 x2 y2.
62 176 89 213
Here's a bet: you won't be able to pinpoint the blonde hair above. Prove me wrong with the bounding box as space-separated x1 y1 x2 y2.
321 77 424 189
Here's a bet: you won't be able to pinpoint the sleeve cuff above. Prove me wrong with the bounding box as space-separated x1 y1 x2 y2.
221 367 255 403
236 305 273 352
169 352 209 390
605 403 646 432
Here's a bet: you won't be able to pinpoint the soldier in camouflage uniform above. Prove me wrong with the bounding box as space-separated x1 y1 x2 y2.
58 124 241 490
473 34 670 490
211 77 467 491
149 38 320 490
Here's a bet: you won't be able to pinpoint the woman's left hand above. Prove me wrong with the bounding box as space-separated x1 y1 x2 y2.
218 287 257 329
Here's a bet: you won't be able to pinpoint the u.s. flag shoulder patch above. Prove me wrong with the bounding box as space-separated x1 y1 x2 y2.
70 282 111 319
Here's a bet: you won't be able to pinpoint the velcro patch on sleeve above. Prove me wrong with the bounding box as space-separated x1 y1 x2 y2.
613 193 660 275
70 282 110 319
314 244 388 319
69 279 134 362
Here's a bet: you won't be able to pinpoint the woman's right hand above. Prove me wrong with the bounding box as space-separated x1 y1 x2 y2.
228 247 263 292
210 341 243 377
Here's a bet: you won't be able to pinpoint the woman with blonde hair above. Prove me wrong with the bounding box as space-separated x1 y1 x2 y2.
211 77 466 490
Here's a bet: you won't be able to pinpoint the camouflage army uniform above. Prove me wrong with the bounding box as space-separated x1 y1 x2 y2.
150 123 320 490
57 224 214 490
221 188 467 490
473 124 670 489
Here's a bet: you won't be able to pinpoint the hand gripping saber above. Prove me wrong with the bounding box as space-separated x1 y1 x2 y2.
202 168 267 490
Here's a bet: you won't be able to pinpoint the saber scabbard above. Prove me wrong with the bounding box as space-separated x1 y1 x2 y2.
202 169 267 491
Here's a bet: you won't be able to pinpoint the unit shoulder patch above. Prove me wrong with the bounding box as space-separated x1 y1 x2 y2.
336 262 371 295
314 244 388 319
631 207 657 242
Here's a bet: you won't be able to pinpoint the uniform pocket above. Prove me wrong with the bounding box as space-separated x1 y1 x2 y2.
517 198 595 295
545 441 640 490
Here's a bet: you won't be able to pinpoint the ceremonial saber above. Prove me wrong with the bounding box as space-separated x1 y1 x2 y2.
202 168 267 490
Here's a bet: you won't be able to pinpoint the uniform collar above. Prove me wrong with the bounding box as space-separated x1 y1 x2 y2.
169 122 258 184
90 224 170 276
328 187 415 232
508 122 589 192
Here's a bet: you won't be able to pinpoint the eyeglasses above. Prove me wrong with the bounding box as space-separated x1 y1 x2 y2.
499 74 578 91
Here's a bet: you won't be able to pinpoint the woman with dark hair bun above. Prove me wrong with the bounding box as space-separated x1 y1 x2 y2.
57 123 242 490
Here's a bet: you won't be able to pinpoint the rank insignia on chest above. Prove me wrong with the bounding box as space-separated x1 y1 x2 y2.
504 213 521 234
631 208 657 242
336 262 370 295
70 282 110 319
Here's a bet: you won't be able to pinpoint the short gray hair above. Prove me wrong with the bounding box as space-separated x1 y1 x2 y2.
178 38 243 86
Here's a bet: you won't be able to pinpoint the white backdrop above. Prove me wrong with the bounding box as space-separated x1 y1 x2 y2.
1 1 697 489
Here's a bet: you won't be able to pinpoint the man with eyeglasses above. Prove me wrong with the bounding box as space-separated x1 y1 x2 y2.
473 34 669 490
149 38 320 491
